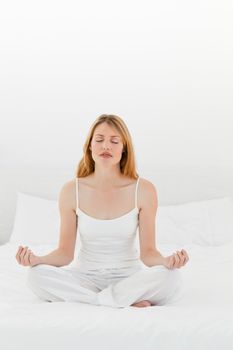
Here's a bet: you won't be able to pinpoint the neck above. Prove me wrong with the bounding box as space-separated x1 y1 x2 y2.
90 167 124 189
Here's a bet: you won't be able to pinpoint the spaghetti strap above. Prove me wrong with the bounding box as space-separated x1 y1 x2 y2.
135 177 140 209
75 177 79 212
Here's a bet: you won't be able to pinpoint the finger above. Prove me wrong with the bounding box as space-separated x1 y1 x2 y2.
176 250 184 268
15 246 24 262
27 250 32 265
180 251 187 264
28 252 34 265
20 247 29 265
173 252 180 267
23 248 31 266
176 251 185 267
177 252 183 268
181 249 188 257
181 251 188 264
18 247 27 264
16 246 23 255
181 249 189 263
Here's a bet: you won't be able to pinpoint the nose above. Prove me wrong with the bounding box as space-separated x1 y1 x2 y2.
102 140 111 149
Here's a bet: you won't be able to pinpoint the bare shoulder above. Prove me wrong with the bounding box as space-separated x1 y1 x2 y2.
59 178 76 195
139 177 158 194
138 177 158 209
58 178 76 212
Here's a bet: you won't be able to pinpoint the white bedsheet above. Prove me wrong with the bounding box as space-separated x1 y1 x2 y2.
0 242 233 350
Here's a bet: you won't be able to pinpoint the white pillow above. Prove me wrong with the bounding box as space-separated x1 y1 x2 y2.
10 192 233 247
207 197 233 245
10 192 60 245
156 200 210 246
156 197 233 246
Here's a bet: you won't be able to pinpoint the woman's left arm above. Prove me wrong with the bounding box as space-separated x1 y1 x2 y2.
142 249 189 269
138 179 189 269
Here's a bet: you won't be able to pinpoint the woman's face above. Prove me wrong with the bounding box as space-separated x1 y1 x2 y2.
90 122 124 166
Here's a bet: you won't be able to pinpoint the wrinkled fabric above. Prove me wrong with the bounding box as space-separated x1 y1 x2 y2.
27 263 182 308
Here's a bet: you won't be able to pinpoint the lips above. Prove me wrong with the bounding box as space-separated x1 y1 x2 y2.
100 152 112 157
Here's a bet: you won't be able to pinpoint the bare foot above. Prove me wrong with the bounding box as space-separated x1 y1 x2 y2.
131 300 152 307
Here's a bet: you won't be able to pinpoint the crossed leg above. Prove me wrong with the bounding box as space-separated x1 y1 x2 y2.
27 264 182 308
97 265 182 308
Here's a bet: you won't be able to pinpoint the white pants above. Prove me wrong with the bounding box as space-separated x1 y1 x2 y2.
27 264 182 308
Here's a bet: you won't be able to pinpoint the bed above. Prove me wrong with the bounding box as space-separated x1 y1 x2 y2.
0 166 233 350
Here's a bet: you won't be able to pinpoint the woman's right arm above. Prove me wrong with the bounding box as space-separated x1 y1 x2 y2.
15 180 78 268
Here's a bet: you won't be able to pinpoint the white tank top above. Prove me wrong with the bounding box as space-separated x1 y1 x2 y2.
75 177 141 270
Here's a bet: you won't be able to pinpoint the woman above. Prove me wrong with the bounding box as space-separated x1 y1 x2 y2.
15 114 189 308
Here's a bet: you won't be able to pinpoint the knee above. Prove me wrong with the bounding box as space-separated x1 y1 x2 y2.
27 265 56 302
164 268 183 299
167 268 182 285
27 265 47 286
151 266 182 291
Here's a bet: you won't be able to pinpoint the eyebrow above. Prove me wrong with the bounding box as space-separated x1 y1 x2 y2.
95 134 120 138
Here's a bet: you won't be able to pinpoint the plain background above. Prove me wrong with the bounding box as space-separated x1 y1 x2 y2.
0 0 233 243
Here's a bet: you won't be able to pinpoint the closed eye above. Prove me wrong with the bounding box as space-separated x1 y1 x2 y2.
96 140 119 144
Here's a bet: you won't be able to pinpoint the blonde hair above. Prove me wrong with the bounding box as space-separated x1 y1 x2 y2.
75 114 139 179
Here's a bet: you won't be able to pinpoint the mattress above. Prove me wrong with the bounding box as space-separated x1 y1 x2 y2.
0 241 233 350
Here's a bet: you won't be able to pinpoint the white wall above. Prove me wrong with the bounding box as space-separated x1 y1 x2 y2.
1 1 233 243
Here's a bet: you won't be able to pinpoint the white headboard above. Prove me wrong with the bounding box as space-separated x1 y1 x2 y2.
1 164 233 244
